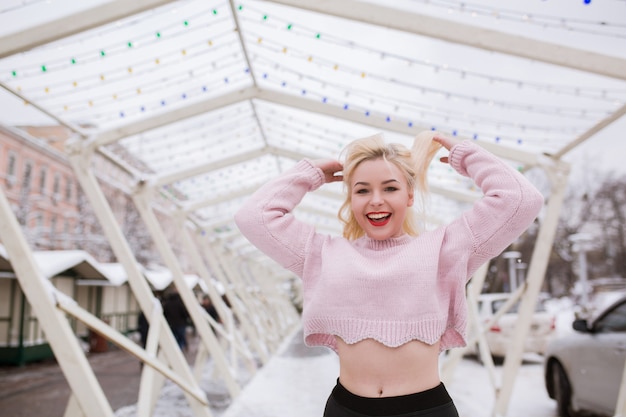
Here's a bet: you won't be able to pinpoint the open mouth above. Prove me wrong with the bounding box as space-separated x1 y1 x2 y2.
366 212 391 226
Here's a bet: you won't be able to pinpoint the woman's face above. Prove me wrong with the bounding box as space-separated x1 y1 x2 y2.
350 158 414 240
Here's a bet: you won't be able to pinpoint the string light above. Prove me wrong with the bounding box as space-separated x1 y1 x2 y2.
2 8 230 78
248 41 614 122
404 0 624 39
17 33 240 101
1 0 618 160
70 67 249 125
253 56 586 146
0 0 48 14
239 9 626 102
124 125 260 171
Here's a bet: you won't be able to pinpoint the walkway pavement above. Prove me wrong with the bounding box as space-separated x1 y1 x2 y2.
0 342 143 417
0 328 558 417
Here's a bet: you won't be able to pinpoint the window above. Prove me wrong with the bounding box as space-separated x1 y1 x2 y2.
65 177 73 202
22 161 33 190
6 152 16 186
39 166 47 195
596 301 626 333
52 173 60 201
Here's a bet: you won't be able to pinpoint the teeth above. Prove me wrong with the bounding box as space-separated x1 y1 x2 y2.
367 213 389 220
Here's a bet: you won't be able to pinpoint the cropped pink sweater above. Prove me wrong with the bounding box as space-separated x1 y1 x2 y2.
234 141 544 352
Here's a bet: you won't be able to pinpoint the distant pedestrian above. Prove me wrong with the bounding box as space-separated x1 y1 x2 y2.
201 294 221 323
162 289 189 350
137 311 149 348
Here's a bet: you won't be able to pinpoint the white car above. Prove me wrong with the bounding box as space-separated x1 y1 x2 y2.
469 292 556 359
544 295 626 417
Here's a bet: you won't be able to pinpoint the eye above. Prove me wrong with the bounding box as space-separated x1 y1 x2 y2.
355 188 369 194
384 186 399 192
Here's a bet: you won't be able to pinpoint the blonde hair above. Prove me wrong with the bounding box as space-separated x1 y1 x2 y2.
338 131 442 240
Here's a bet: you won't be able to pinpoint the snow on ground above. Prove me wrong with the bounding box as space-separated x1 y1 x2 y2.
220 329 558 417
115 298 588 417
447 355 557 417
115 325 561 417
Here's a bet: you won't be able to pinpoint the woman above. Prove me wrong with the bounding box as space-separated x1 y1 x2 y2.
234 131 543 416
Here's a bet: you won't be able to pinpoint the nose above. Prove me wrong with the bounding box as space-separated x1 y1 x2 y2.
370 190 384 206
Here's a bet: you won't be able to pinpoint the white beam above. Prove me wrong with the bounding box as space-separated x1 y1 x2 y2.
57 300 208 405
91 86 259 147
256 89 544 166
0 82 87 136
183 185 261 213
131 190 241 398
0 0 178 58
266 0 626 81
66 144 213 417
157 145 318 197
553 104 626 159
153 147 267 187
197 238 271 363
0 190 115 417
494 160 570 416
172 144 477 215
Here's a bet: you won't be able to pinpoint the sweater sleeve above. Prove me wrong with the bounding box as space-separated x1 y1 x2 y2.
443 141 544 277
234 160 325 277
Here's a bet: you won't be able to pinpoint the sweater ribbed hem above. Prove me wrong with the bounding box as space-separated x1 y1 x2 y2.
304 317 466 353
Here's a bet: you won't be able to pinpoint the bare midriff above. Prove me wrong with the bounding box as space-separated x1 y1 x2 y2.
335 336 441 398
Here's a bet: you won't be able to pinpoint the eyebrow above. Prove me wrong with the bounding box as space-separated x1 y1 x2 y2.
353 179 400 187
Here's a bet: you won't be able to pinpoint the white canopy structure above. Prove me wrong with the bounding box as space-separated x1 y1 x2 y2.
0 1 625 416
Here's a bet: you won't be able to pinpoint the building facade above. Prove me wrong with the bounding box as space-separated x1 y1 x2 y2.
0 125 186 365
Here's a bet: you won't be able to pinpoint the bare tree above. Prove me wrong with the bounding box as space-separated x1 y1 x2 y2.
587 174 626 278
122 197 157 266
543 172 626 297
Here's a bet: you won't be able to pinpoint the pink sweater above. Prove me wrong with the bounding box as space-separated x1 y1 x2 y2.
234 141 544 352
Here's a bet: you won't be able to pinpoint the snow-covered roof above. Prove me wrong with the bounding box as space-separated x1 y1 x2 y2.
1 243 123 284
32 249 110 280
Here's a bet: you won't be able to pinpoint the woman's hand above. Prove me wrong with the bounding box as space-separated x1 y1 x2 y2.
433 135 455 164
311 159 343 183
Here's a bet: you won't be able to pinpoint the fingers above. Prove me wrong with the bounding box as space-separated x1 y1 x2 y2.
328 173 343 183
431 135 453 164
433 135 454 151
326 162 343 183
311 159 344 183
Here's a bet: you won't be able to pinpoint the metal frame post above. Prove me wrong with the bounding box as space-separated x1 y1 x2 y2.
131 188 241 398
493 160 570 416
0 188 114 417
65 139 213 417
441 262 491 383
196 233 270 364
174 211 258 376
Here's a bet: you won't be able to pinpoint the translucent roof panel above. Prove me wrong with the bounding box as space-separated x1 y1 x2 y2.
0 1 251 130
117 100 265 175
0 0 625 250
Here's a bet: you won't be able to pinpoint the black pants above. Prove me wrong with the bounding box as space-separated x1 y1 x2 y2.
323 380 459 417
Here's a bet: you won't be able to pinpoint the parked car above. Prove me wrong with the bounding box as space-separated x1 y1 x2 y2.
468 292 556 360
544 295 626 417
